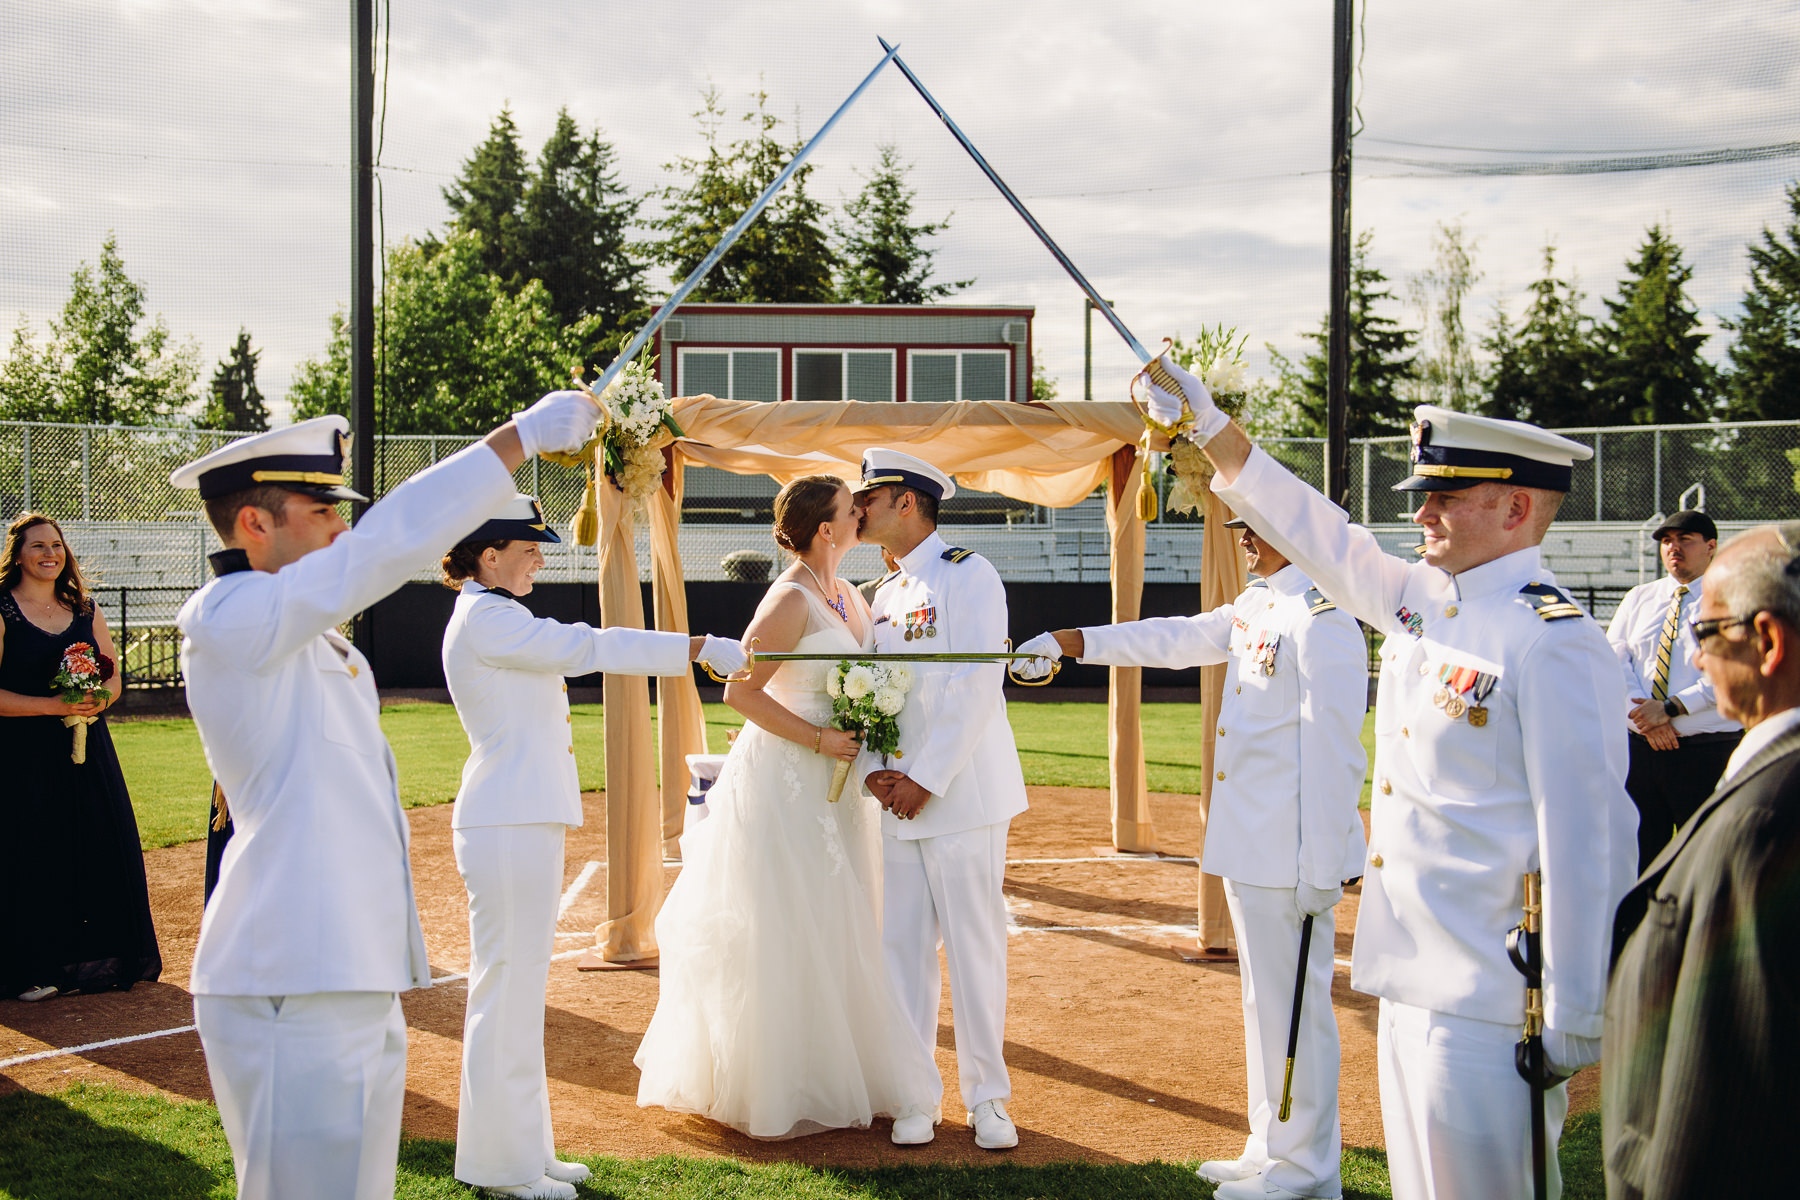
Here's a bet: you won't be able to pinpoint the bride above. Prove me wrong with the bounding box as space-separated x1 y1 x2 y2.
635 475 935 1140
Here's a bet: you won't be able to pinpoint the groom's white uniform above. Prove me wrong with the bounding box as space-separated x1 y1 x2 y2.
862 529 1028 1113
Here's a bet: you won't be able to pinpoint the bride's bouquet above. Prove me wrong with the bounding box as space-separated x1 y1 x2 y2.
52 641 113 764
822 660 912 803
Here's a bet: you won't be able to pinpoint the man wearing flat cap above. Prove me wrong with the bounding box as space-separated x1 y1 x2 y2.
169 394 744 1200
1017 514 1367 1200
1606 508 1741 871
1141 361 1636 1200
851 448 1028 1151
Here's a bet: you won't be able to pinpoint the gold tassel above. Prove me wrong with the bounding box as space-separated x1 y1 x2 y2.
571 460 599 547
211 782 230 832
1135 436 1158 522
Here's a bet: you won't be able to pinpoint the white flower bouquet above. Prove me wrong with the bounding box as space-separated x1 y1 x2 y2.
822 659 913 803
593 358 684 503
1164 325 1251 516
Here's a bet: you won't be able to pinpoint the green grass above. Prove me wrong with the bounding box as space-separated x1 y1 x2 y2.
0 1083 1610 1199
112 702 1381 850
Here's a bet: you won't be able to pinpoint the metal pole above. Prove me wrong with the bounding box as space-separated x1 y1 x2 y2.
1653 429 1662 516
20 425 30 512
350 0 375 649
1594 433 1603 520
1325 0 1353 507
1361 440 1372 524
81 426 91 520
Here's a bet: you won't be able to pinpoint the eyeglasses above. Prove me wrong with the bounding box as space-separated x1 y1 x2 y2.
1687 612 1762 645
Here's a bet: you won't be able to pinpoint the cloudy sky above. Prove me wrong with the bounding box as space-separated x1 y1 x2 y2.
3 0 1798 422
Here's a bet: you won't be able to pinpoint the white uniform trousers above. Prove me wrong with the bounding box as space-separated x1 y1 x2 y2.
453 822 565 1186
194 990 406 1200
882 821 1011 1111
1224 880 1343 1198
1377 998 1569 1200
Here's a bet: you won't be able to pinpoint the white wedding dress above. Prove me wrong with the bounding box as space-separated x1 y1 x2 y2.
635 582 933 1139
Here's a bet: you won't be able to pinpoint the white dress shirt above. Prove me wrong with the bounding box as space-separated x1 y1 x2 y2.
1215 447 1638 1040
1724 706 1800 783
1606 573 1739 737
1077 564 1367 889
442 581 694 830
181 441 517 997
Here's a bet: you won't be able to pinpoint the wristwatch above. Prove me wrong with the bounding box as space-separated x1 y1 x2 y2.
1663 697 1683 718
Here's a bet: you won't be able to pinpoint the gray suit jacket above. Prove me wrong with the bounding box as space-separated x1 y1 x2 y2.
1603 723 1800 1200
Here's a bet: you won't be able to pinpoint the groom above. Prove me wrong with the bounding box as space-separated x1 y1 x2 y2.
852 448 1028 1151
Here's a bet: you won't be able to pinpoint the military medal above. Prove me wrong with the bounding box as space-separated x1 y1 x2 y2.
1432 687 1449 708
1437 662 1480 720
922 605 937 638
1467 672 1498 727
1254 633 1280 676
1444 695 1467 719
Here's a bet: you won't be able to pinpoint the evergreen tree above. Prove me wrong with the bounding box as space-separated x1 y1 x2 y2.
648 88 836 303
1406 220 1482 411
290 232 600 437
1723 180 1800 420
1593 224 1717 425
1268 230 1418 438
835 143 971 304
1480 244 1600 426
519 110 645 336
0 234 197 424
197 329 270 431
442 107 530 285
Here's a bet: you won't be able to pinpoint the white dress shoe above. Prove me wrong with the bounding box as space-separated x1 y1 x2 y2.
967 1099 1018 1150
890 1112 935 1145
479 1175 577 1199
17 985 58 1002
543 1160 591 1184
1197 1157 1264 1183
1214 1174 1340 1200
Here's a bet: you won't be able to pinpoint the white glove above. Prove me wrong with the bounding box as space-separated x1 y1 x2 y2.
1145 353 1228 441
1013 631 1064 680
1543 1029 1602 1078
512 390 602 458
1295 882 1343 917
695 635 748 677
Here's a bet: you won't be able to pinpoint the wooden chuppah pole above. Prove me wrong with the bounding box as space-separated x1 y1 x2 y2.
1195 488 1249 951
649 451 708 859
1104 445 1155 852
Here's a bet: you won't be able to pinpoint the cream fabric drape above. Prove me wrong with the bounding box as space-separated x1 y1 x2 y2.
1196 490 1250 950
589 396 1233 961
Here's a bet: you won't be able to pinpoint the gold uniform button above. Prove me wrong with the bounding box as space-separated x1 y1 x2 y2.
1445 605 1459 617
1402 726 1410 737
1380 779 1392 794
562 683 568 693
1370 853 1384 868
1218 727 1226 737
566 714 572 724
1235 685 1242 694
1419 664 1429 676
567 746 575 755
1216 770 1226 781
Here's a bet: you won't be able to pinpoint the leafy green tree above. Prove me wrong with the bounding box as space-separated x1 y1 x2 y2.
647 88 837 303
196 329 269 431
441 108 530 285
1406 220 1482 411
1267 230 1418 438
0 234 197 424
1593 224 1717 425
519 109 645 336
1723 180 1800 420
1480 244 1601 426
835 143 970 304
290 232 600 436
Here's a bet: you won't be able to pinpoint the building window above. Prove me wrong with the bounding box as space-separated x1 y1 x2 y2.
907 349 1009 403
679 348 780 403
794 349 895 403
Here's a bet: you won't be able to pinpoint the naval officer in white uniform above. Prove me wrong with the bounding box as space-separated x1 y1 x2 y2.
1018 514 1368 1200
440 496 744 1199
172 393 605 1200
851 448 1029 1151
1144 359 1636 1200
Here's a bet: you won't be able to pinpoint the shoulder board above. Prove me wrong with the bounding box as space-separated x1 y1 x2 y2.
940 547 976 563
1245 577 1269 588
1518 581 1584 621
1304 586 1337 615
870 569 900 590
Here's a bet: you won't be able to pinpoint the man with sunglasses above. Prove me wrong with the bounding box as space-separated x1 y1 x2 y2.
1137 355 1638 1200
1606 509 1742 870
1605 522 1800 1200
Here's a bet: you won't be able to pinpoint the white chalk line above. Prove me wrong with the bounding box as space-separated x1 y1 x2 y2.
1007 856 1199 866
0 947 600 1071
556 861 600 921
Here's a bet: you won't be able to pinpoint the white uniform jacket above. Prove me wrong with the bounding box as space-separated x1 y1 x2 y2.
180 441 517 997
442 581 692 829
1606 573 1737 737
858 530 1028 841
1216 447 1637 1039
1078 564 1368 889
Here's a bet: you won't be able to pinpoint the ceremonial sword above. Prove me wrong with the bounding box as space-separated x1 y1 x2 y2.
1507 871 1550 1200
703 648 1063 686
580 44 898 405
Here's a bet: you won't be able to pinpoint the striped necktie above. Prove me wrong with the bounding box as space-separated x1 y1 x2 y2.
1650 584 1690 702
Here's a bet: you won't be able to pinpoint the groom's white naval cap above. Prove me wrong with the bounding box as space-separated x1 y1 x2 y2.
169 414 369 503
1396 404 1592 494
851 447 956 501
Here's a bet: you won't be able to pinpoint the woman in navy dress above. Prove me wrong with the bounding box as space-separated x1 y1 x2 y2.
0 512 160 1001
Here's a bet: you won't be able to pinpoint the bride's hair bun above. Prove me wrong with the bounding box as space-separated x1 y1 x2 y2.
772 475 848 556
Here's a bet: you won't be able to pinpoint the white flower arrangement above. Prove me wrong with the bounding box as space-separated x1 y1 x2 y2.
873 685 906 716
1164 324 1252 517
820 658 912 803
591 358 684 504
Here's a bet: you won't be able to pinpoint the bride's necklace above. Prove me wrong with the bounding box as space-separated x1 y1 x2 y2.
797 559 849 623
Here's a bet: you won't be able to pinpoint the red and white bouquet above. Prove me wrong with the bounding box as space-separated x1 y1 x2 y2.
52 641 113 763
